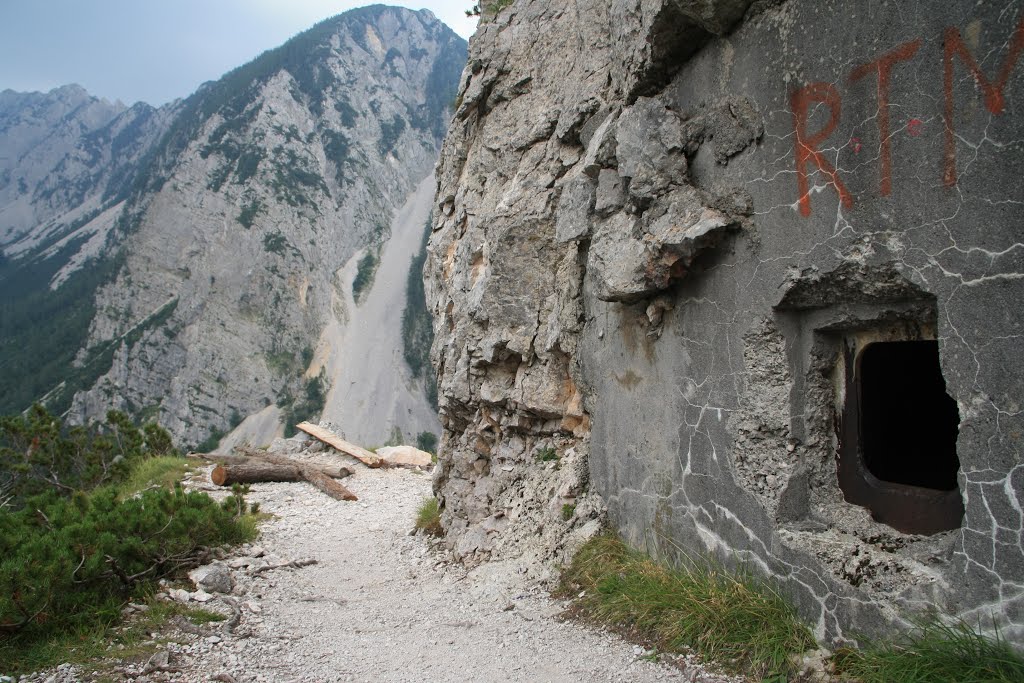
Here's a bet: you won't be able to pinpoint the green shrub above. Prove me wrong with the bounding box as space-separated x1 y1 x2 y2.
237 200 262 229
560 534 815 680
415 498 442 537
0 406 175 506
265 349 296 375
416 431 438 454
195 428 226 454
378 115 407 155
0 485 255 654
262 230 291 256
833 616 1024 683
401 217 437 409
467 0 513 19
321 129 351 185
233 146 264 184
0 239 123 416
0 410 257 670
281 371 327 437
352 250 378 302
561 503 576 521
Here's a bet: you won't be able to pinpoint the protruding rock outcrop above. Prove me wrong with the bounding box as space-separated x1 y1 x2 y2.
427 0 756 568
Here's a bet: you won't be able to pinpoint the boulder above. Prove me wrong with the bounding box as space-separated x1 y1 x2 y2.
189 563 234 594
375 445 433 468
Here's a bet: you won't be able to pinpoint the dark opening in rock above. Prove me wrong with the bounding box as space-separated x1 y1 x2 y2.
859 341 960 491
837 336 964 535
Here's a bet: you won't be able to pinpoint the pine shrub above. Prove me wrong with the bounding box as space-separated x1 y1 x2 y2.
0 405 175 506
0 486 253 638
0 408 257 659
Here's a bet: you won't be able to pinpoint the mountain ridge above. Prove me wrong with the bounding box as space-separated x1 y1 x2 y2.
0 5 466 449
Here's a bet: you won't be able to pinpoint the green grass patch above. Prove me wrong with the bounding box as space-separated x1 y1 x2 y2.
181 607 226 625
833 616 1024 683
0 597 227 676
559 534 815 681
535 447 559 462
117 455 192 497
0 615 146 677
415 497 443 537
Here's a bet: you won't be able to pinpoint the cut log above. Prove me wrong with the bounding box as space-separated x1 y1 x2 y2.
209 463 358 501
294 422 385 468
300 466 358 501
204 449 357 501
211 462 303 486
191 452 352 480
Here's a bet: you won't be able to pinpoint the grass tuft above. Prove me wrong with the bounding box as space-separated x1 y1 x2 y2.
183 607 227 624
118 455 192 497
559 534 815 680
0 598 227 676
535 447 558 462
415 497 443 537
833 616 1024 683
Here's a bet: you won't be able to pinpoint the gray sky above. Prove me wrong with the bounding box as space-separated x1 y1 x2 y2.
0 1 478 106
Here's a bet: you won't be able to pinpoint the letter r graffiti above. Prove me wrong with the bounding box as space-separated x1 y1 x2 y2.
791 82 853 217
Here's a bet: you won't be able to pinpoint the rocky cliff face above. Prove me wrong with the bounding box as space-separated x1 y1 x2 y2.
1 6 464 449
0 86 175 416
0 85 165 247
429 0 1024 643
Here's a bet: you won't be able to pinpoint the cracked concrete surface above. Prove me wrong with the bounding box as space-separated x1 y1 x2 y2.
428 0 1024 646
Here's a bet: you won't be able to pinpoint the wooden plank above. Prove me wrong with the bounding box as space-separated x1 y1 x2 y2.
295 422 384 468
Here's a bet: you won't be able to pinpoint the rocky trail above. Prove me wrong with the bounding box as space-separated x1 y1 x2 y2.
44 460 742 683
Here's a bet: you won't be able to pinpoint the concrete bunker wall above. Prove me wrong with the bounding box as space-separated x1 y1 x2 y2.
581 1 1024 643
428 0 1024 645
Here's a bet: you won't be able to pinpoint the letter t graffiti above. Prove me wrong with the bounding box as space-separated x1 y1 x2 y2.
850 39 922 197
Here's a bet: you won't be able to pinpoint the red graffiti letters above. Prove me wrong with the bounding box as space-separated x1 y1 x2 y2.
792 18 1024 216
942 20 1024 186
790 82 853 217
850 39 921 197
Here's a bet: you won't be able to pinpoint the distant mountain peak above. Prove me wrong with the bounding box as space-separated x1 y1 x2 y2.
0 6 467 451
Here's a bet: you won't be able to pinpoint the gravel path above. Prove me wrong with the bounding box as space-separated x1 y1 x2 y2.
125 465 739 682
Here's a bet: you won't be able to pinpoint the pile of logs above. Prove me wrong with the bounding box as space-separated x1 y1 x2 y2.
191 450 358 501
194 422 423 502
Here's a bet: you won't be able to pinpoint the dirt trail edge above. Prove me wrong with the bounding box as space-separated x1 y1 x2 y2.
155 467 740 683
